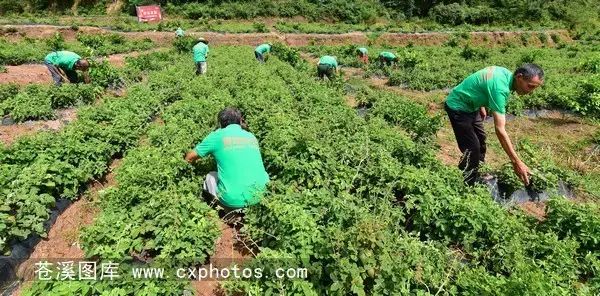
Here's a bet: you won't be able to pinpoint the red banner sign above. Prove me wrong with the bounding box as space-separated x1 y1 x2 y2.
136 5 162 22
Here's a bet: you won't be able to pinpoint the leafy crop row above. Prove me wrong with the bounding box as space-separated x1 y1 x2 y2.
19 46 600 295
0 33 154 67
0 84 101 121
0 54 188 255
305 43 600 118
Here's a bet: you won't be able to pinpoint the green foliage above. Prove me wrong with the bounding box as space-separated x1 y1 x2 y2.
0 37 44 65
45 32 65 51
578 56 600 74
540 197 600 281
361 89 442 141
89 60 123 88
538 32 549 45
252 22 269 33
571 76 600 118
2 85 54 121
11 46 600 296
272 43 305 68
172 35 196 53
0 60 189 255
495 141 577 195
76 33 154 56
460 44 490 60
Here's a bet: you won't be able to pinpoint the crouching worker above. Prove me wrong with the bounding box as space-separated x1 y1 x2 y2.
185 107 270 212
254 43 272 64
357 47 368 64
317 55 338 80
378 51 398 67
44 51 91 86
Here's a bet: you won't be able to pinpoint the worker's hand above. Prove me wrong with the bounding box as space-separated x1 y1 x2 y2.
512 160 530 186
82 71 91 84
479 107 487 119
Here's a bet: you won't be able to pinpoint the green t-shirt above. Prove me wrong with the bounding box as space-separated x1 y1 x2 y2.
445 66 514 114
358 47 368 55
193 42 209 62
176 28 184 37
255 44 271 54
318 55 338 67
379 51 396 61
194 124 269 208
44 51 81 71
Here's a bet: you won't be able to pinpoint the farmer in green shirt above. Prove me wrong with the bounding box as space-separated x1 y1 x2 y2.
255 43 272 63
193 37 209 75
444 64 544 186
317 55 338 80
185 107 270 211
44 51 90 86
357 47 368 64
175 27 184 38
378 51 397 67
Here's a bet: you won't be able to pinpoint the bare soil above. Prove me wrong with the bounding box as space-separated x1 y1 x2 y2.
1 25 572 47
518 201 547 221
0 108 78 146
11 158 121 296
0 64 49 85
191 220 251 296
0 49 155 86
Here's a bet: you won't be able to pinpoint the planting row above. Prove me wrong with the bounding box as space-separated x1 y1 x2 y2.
0 33 154 66
304 42 600 118
20 46 600 295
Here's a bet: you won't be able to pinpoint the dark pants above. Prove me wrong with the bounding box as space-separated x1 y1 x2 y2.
255 51 265 63
317 64 335 80
195 61 207 75
45 61 78 86
378 57 393 67
445 103 487 186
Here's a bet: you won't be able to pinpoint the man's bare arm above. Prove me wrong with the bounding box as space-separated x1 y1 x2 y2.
493 112 530 185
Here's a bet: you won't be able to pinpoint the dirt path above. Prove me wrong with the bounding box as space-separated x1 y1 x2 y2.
191 220 251 296
0 108 77 146
1 25 572 47
10 158 121 296
0 49 159 85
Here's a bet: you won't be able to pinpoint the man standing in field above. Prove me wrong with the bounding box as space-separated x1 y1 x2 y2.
444 64 544 186
357 47 369 64
185 107 270 211
378 51 398 67
44 51 90 86
193 37 209 75
317 55 338 80
254 43 272 63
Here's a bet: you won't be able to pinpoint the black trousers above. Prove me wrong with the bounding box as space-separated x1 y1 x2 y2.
317 64 335 80
445 103 487 186
45 61 78 86
255 51 265 63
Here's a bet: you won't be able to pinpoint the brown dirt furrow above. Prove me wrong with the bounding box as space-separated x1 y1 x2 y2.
11 158 121 296
0 64 49 85
0 49 156 85
1 25 572 47
0 108 77 146
191 220 250 296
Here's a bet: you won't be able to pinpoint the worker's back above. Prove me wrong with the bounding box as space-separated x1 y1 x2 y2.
195 124 269 208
